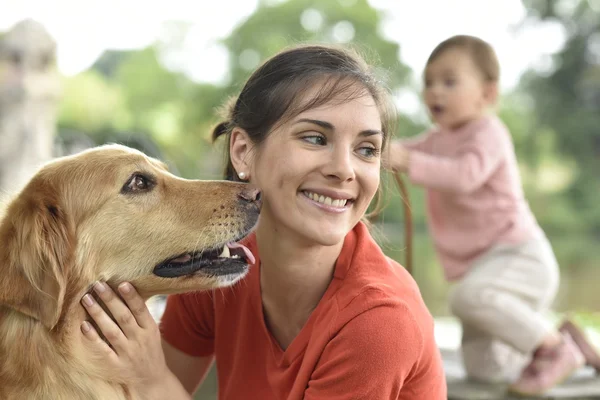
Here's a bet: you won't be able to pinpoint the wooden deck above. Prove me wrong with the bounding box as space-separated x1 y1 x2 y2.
438 316 600 400
443 348 600 399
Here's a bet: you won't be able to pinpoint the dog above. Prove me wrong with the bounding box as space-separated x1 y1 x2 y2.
0 144 261 399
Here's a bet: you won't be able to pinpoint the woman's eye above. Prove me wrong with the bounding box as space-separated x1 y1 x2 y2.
357 146 380 158
303 135 326 146
122 173 154 194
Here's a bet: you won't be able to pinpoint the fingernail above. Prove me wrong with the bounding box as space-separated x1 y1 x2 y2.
118 282 131 294
81 321 91 333
93 281 106 293
82 294 94 306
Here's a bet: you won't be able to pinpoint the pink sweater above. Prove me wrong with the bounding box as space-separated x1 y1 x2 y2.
404 115 542 281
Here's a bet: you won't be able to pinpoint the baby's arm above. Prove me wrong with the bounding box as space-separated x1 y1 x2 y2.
385 130 434 172
407 125 505 193
397 130 435 151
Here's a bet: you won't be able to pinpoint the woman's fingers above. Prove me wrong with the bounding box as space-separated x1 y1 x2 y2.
80 320 119 362
81 292 129 354
92 281 147 338
117 282 156 330
79 282 166 393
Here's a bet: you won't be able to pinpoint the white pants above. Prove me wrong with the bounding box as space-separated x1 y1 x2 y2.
448 235 560 383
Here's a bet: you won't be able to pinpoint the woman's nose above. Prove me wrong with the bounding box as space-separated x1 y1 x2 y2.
322 146 355 182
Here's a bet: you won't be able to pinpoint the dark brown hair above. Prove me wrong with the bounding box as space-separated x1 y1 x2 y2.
211 44 396 182
426 35 500 83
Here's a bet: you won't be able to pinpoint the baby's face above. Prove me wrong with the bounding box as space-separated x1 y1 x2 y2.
423 47 491 130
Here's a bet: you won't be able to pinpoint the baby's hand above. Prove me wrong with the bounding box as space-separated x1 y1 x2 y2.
384 141 410 173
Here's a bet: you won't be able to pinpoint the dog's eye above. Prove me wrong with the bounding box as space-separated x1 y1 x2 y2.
122 173 154 194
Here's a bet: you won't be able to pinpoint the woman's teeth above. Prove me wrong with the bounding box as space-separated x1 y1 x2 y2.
304 191 348 207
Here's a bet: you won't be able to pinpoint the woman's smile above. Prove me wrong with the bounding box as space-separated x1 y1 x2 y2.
300 190 355 214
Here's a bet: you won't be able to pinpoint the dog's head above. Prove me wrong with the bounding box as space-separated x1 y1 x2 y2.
0 144 260 330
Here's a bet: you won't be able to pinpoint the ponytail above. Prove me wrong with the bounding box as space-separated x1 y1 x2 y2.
211 121 230 143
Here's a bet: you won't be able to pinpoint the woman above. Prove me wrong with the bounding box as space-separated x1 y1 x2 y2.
80 44 447 400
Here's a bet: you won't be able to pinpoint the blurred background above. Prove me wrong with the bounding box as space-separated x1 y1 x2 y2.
1 0 598 396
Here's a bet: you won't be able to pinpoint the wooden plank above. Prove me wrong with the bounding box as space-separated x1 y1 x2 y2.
443 348 600 399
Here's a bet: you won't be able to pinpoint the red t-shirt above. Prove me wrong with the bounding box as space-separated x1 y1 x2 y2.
161 222 447 399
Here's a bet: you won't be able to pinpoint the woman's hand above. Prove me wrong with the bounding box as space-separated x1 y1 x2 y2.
80 282 183 399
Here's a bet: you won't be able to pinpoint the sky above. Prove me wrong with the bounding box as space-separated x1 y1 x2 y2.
1 0 568 115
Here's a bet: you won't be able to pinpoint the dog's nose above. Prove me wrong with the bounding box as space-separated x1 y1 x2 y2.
238 185 262 206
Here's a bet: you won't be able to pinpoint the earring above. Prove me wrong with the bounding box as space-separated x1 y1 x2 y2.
238 171 247 180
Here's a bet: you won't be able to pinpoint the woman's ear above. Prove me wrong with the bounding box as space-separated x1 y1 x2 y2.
230 127 254 178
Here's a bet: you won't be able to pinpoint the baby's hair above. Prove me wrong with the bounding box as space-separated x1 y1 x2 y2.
427 35 500 83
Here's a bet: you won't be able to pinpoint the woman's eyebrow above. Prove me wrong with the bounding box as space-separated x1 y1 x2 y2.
295 118 383 137
359 129 383 137
295 118 333 130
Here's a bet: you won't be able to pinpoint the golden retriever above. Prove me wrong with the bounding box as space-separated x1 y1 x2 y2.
0 144 261 399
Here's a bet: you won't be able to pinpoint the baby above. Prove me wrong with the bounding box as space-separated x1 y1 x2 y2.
386 35 600 395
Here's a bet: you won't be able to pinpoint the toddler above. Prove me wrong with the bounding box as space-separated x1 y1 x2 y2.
387 35 600 395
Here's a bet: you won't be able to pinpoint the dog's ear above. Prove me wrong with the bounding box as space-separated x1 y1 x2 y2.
0 184 75 330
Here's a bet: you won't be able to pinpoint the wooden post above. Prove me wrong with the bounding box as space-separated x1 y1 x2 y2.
0 19 61 194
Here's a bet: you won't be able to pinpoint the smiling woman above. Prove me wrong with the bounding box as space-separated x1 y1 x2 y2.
79 44 447 400
227 89 383 247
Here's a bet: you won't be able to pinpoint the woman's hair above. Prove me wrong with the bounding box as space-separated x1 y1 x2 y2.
211 43 396 182
426 35 500 83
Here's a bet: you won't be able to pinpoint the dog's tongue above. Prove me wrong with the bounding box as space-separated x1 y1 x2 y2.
227 242 255 265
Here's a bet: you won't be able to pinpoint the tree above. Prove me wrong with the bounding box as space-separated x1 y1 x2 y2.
57 0 415 199
182 0 411 136
223 0 408 89
520 0 600 234
185 0 415 218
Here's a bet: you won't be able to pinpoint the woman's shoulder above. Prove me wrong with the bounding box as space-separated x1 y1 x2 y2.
335 250 434 336
328 247 441 373
339 223 427 308
326 274 437 374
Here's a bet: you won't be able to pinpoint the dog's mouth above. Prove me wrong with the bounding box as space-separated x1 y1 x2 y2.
153 242 255 278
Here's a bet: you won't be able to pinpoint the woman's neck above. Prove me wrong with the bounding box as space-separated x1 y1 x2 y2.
255 218 344 323
255 219 344 350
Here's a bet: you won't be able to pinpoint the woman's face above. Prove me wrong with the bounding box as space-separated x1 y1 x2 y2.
239 86 383 247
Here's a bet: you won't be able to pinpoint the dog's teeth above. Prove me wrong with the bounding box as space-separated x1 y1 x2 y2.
232 255 239 259
219 246 230 258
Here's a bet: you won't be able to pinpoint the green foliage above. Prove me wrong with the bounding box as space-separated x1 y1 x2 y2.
56 0 412 180
519 0 600 235
58 70 131 133
223 0 409 91
572 312 600 332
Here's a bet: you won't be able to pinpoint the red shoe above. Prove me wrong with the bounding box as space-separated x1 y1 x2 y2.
509 332 585 396
559 319 600 374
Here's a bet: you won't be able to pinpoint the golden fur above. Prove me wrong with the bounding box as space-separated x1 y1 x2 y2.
0 144 260 399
